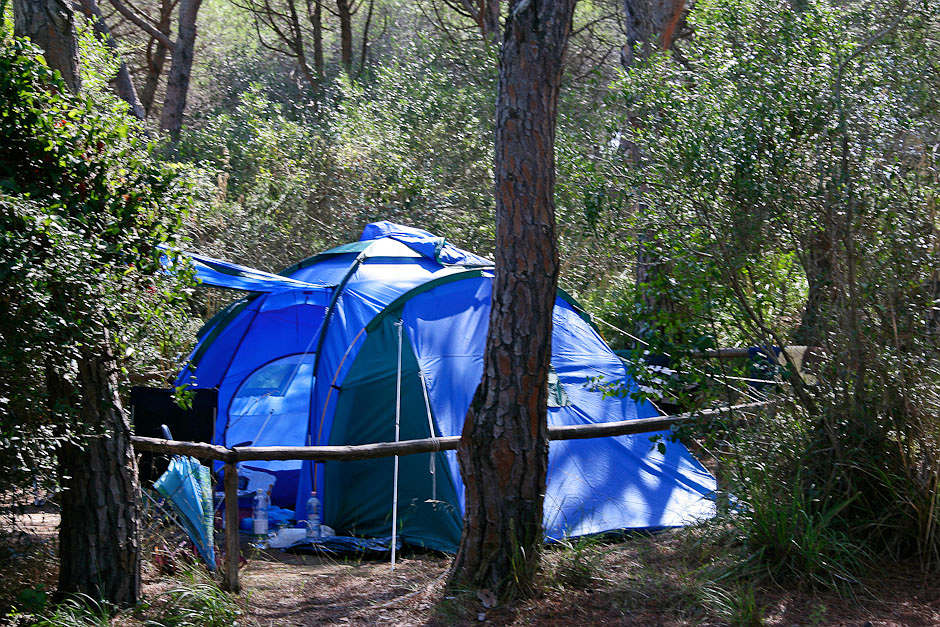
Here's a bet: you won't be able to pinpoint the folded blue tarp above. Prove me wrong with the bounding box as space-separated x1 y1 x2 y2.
154 456 217 570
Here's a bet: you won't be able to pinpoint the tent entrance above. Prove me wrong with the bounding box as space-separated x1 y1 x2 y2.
226 353 316 505
324 316 463 553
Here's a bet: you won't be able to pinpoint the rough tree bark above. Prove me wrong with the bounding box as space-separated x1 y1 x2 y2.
77 0 146 119
160 0 201 138
447 0 576 598
15 5 143 599
13 0 81 92
57 345 141 605
621 0 686 68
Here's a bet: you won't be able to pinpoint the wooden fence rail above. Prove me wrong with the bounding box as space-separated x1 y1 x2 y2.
130 400 769 463
131 400 770 592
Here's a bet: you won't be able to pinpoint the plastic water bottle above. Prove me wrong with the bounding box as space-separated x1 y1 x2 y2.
252 488 270 548
306 491 321 539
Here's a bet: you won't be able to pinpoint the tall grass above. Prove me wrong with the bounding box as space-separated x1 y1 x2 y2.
138 566 244 626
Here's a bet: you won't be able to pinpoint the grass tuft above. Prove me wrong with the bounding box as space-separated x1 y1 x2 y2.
137 566 245 626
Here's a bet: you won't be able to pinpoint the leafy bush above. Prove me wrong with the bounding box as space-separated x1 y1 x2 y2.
546 536 608 589
616 0 940 581
0 30 193 493
32 594 115 627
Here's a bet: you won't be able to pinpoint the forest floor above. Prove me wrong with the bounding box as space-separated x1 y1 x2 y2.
5 504 940 625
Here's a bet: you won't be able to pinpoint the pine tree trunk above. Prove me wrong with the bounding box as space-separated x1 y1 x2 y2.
57 346 141 605
160 0 201 138
13 0 81 92
448 0 575 599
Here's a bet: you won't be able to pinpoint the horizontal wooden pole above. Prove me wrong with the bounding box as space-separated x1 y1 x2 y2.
233 437 462 462
546 401 769 441
689 348 752 359
131 401 770 463
689 346 821 360
131 436 236 462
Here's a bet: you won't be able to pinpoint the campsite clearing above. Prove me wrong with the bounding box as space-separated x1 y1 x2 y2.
163 532 940 625
5 505 940 625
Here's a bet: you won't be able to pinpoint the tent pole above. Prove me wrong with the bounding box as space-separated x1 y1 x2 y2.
391 320 403 569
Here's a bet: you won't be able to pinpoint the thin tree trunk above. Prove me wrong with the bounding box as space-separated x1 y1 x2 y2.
286 0 317 87
336 0 352 73
141 0 173 116
13 0 81 92
309 0 323 77
448 0 575 599
621 0 686 344
57 344 141 605
160 0 201 138
77 0 146 119
355 0 373 77
794 229 833 346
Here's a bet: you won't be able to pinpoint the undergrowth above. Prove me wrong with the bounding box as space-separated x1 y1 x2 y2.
136 566 246 626
4 565 246 627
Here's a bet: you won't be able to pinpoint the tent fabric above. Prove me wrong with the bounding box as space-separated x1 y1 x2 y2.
174 222 717 553
161 247 333 294
359 221 494 267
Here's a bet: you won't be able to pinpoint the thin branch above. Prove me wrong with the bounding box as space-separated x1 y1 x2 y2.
106 0 174 48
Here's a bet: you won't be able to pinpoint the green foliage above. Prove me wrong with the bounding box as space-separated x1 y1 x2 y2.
33 594 116 627
615 0 939 580
137 566 244 626
546 535 608 590
0 32 193 492
699 581 764 626
173 35 497 271
14 585 48 613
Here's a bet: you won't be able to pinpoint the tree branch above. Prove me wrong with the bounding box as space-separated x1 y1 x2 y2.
106 0 174 48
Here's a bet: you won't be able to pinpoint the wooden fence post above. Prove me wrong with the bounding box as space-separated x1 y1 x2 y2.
222 461 240 592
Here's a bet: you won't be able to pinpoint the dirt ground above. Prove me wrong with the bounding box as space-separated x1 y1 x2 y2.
5 506 940 625
225 538 940 626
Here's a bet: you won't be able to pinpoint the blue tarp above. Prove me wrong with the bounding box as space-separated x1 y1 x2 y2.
154 456 217 569
359 221 493 267
161 247 333 295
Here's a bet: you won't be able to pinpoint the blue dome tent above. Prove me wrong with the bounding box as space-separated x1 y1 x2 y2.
173 222 717 552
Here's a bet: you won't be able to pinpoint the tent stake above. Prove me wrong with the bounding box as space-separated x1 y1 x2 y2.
391 320 403 569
